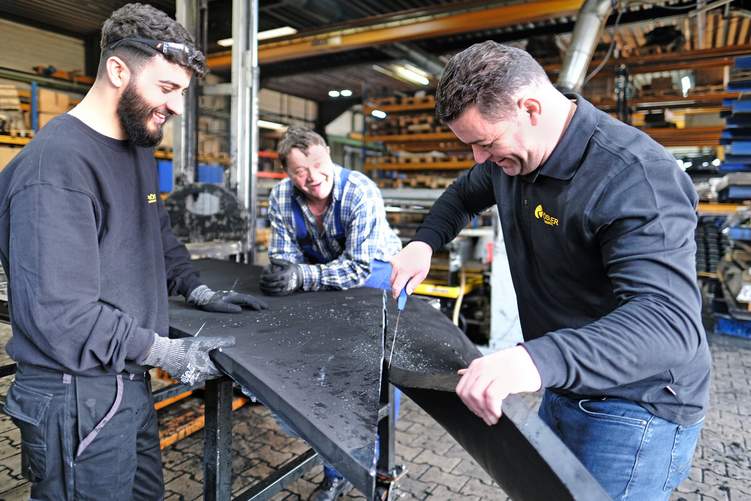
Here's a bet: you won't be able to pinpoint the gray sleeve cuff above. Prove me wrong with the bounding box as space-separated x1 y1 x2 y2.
521 336 568 389
129 328 161 365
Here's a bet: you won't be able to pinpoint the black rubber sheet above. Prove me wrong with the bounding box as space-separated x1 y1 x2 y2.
169 260 609 500
168 259 384 498
386 297 610 500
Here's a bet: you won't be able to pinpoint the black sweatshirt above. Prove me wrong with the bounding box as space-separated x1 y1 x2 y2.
414 96 711 426
0 114 201 375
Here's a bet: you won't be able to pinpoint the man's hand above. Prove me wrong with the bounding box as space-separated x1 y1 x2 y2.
142 333 236 386
455 346 542 426
188 285 268 313
389 241 433 299
260 258 303 296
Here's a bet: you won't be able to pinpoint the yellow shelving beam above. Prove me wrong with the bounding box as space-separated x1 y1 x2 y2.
0 136 31 146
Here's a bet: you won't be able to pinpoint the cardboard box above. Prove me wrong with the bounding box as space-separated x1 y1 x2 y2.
38 112 60 129
38 89 70 113
159 119 174 149
199 136 222 156
0 146 21 170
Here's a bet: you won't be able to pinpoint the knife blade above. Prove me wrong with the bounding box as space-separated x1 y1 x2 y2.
387 287 409 368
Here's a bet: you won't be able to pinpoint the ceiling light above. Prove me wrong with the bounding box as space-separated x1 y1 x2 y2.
215 26 297 48
258 120 287 130
340 89 353 97
393 65 430 86
258 26 297 41
371 109 387 119
328 90 340 98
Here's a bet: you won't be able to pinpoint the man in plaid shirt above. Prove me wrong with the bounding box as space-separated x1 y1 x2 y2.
260 127 403 499
260 126 402 295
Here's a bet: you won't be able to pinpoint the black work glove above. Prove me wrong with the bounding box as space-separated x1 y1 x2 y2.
187 284 268 313
142 333 235 386
260 258 303 296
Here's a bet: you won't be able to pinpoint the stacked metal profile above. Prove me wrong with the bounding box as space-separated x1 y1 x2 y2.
718 56 751 200
695 216 730 274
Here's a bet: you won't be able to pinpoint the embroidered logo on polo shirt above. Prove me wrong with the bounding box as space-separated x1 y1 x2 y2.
146 193 157 204
534 204 559 226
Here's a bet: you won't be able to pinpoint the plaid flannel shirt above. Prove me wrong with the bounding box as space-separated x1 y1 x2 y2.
268 165 402 291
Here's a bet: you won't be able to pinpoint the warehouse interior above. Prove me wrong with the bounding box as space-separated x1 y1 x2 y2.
0 0 750 500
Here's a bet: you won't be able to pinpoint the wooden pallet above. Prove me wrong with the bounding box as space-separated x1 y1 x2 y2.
8 129 34 138
368 96 398 106
0 85 21 111
377 175 455 189
399 95 435 106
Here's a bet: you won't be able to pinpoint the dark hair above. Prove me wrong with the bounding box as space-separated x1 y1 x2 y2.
98 3 207 77
435 41 549 123
277 127 328 169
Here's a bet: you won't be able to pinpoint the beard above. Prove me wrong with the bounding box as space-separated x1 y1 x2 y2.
116 82 168 147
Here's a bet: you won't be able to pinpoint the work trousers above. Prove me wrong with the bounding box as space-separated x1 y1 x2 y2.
3 363 163 500
539 390 703 500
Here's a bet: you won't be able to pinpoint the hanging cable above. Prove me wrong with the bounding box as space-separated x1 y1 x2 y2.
584 2 624 85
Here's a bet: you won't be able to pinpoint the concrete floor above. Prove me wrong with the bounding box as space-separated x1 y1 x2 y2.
0 323 748 500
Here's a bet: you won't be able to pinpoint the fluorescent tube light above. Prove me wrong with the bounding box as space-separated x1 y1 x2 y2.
215 26 298 48
258 120 287 130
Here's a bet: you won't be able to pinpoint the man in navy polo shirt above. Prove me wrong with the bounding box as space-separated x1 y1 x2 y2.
390 41 710 500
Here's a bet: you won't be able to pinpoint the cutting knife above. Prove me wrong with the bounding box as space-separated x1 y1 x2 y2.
387 286 408 368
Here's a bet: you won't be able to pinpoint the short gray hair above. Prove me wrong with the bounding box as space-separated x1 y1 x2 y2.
435 41 549 124
277 127 327 169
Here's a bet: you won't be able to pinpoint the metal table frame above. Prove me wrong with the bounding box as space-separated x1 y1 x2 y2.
0 357 396 501
202 369 397 501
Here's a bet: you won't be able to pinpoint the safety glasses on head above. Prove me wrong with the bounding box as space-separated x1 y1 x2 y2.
108 37 206 76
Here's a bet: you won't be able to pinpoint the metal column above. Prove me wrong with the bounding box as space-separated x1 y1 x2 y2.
30 81 39 132
203 377 234 501
175 0 200 186
556 0 613 93
377 383 396 474
230 0 259 263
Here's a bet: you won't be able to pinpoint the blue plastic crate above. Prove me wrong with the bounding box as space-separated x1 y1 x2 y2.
736 55 751 70
722 98 751 110
729 141 751 155
718 163 751 172
728 81 751 92
197 164 224 185
727 226 751 241
719 185 751 201
732 100 751 114
157 160 173 193
715 315 751 339
725 154 751 163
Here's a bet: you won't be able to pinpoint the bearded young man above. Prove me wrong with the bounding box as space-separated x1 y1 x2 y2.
0 4 267 498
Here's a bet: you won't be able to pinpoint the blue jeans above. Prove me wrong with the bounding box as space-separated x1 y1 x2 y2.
538 391 702 501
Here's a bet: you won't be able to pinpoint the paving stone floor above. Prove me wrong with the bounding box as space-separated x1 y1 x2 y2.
0 323 748 500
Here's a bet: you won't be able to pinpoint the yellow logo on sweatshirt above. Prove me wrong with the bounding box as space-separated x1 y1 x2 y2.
147 193 157 204
534 204 559 226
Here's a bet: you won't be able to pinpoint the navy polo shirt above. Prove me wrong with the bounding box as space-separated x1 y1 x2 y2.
415 96 710 425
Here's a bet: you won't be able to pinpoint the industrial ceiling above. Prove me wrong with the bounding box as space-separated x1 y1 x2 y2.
1 0 750 102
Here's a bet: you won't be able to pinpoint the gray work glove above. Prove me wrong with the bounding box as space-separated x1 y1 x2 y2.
142 333 236 385
259 259 303 296
188 284 268 313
